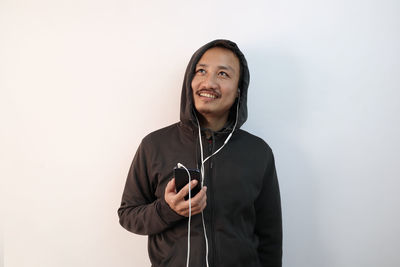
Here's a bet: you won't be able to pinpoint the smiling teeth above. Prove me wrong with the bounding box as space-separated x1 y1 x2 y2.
199 93 217 99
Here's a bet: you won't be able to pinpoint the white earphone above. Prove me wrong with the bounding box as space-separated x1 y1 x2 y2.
180 89 240 267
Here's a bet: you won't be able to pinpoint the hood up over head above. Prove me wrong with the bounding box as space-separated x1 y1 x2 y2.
180 39 250 131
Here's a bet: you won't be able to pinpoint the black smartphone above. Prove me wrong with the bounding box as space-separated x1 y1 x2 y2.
173 167 201 200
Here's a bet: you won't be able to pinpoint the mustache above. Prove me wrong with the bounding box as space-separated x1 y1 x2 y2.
196 89 221 97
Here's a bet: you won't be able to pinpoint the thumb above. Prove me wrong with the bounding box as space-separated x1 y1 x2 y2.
165 178 176 194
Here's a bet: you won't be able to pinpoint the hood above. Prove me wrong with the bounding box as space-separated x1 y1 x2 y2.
180 39 250 131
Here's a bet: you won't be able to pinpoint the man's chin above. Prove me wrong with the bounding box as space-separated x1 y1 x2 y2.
197 110 212 117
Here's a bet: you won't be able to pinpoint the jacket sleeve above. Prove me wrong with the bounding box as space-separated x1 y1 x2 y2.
254 150 283 267
117 140 184 235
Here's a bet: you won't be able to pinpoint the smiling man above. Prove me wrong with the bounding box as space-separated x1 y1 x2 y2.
118 40 282 267
191 46 241 132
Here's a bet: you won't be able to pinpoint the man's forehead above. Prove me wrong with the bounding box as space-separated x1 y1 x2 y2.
195 47 240 71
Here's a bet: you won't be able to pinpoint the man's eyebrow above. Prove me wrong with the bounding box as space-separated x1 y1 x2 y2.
218 65 235 72
196 63 236 72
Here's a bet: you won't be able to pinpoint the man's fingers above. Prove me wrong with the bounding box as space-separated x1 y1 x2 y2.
167 182 207 217
190 198 207 215
165 178 176 194
186 186 207 215
176 179 198 199
189 186 207 203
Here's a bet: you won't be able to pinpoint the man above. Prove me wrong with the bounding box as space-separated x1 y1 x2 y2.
118 39 282 267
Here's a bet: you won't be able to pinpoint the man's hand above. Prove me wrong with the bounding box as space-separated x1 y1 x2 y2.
165 178 207 217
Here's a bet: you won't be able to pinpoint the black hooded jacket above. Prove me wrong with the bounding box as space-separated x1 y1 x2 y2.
118 40 282 267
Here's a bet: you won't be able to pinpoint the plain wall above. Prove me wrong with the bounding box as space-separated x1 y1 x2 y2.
1 0 399 266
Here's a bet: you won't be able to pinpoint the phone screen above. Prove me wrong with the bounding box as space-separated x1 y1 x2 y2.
174 167 201 200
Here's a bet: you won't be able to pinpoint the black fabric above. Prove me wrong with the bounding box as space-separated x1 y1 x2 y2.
118 39 282 267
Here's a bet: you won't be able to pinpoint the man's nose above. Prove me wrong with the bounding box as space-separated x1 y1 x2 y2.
202 73 218 89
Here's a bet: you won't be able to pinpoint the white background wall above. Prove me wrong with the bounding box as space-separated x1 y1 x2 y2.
1 0 399 266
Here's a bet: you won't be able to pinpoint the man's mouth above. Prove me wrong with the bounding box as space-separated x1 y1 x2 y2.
197 91 219 99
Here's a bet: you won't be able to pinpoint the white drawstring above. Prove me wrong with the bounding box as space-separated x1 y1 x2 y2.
177 163 192 267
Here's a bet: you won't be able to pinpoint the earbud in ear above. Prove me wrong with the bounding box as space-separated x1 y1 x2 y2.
237 88 241 97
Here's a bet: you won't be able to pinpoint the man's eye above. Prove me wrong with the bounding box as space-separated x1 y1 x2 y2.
196 69 206 74
219 71 228 77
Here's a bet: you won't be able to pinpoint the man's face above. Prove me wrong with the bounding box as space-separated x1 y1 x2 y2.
191 47 240 122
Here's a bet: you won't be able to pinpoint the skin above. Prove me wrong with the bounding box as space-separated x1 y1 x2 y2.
165 178 207 217
191 47 240 132
165 47 241 217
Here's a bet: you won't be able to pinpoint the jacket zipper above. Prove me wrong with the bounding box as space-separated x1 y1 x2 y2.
208 133 217 267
